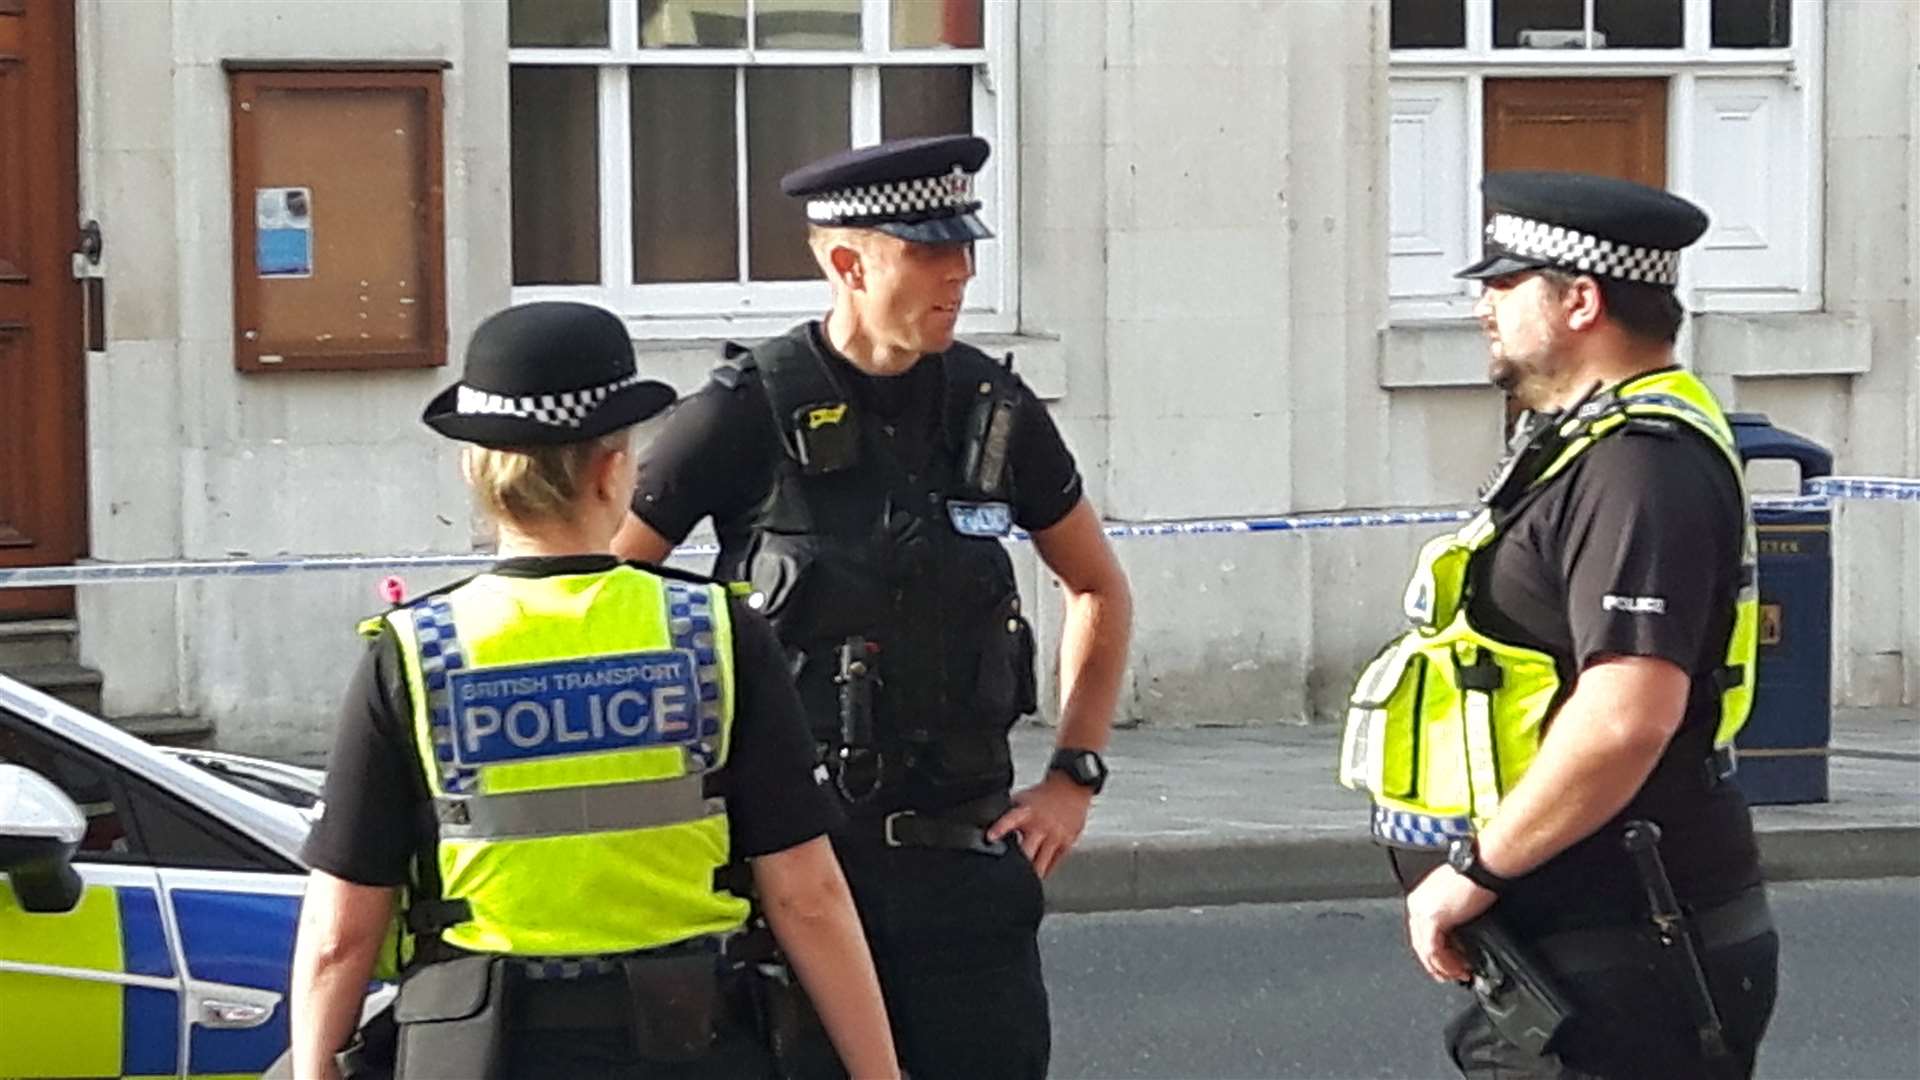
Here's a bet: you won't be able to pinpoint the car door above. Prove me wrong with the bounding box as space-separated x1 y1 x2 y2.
1 712 311 1077
0 723 186 1079
94 744 306 1075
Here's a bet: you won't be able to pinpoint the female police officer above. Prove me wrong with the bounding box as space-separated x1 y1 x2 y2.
289 301 898 1079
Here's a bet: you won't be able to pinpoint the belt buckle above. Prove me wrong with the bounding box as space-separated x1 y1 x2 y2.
882 810 911 848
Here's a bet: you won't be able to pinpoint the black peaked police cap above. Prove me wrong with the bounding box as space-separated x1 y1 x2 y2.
1457 171 1710 288
423 301 675 449
781 134 994 246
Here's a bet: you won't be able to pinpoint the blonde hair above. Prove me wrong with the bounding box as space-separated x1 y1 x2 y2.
462 428 633 527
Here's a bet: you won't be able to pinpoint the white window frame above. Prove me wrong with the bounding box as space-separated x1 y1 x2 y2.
1388 0 1824 323
508 0 1020 341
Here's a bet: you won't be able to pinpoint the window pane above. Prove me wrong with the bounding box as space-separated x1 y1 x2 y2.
509 0 609 47
756 0 861 49
893 0 983 49
1712 0 1790 47
1594 0 1681 47
882 66 972 140
631 67 739 283
1390 0 1466 49
747 67 851 281
640 0 747 47
1494 0 1586 48
0 724 130 856
510 67 600 286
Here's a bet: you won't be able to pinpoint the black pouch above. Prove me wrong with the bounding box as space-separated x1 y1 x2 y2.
1457 917 1578 1057
393 955 508 1080
621 951 722 1063
751 961 841 1080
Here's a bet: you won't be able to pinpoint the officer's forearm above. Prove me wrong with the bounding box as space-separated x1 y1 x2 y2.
1476 657 1689 879
290 873 395 1080
753 837 901 1079
1054 577 1131 751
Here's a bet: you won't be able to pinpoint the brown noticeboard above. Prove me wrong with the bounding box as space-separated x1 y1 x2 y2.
228 65 448 373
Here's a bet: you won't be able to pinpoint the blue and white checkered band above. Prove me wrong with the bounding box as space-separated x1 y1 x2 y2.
454 371 648 430
806 165 979 226
1370 805 1474 849
412 599 480 795
664 581 723 769
516 955 624 981
1486 212 1682 286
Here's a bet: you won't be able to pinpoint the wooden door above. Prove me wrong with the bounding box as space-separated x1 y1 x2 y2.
0 0 85 618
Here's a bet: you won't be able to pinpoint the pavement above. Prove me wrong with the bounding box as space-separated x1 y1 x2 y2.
1013 706 1920 913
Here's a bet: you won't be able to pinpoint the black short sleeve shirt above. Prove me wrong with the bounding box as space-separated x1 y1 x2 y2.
301 557 841 887
630 323 1084 549
1465 421 1762 930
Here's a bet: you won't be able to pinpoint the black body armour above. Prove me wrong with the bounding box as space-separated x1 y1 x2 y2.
711 326 1040 815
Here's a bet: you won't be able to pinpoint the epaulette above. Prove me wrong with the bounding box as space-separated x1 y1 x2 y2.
1621 413 1682 438
709 341 759 390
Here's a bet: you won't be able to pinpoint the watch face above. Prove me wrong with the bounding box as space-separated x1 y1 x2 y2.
1447 838 1473 873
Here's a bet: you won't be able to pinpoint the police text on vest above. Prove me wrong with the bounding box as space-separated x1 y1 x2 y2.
446 652 704 766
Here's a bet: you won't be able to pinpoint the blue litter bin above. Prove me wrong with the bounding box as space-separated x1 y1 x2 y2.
1728 413 1833 805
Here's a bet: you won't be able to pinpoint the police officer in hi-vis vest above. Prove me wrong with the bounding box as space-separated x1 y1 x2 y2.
612 135 1133 1079
1341 172 1779 1079
290 302 899 1079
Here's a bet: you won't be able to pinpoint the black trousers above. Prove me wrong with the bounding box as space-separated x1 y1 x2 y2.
815 828 1052 1080
1447 929 1780 1079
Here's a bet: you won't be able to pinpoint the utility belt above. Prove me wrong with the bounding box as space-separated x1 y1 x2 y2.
390 935 750 1078
1532 885 1772 975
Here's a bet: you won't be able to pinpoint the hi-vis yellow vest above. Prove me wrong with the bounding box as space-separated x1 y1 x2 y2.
377 565 748 956
1339 369 1759 849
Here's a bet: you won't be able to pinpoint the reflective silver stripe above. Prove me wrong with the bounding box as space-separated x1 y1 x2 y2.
436 774 720 840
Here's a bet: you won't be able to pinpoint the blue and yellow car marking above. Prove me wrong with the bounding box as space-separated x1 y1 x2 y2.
0 867 303 1078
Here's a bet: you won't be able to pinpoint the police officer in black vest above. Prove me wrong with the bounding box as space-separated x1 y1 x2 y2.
612 135 1134 1079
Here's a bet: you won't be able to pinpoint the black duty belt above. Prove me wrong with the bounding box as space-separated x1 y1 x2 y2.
1535 886 1774 976
881 810 1008 856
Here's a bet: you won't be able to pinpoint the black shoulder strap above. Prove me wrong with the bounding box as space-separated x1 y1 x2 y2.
752 327 864 472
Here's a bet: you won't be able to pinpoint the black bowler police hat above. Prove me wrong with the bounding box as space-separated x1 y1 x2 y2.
423 302 676 449
1457 171 1710 288
780 134 993 245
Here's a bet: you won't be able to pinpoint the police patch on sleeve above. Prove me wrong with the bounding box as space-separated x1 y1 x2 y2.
947 500 1013 538
448 651 702 766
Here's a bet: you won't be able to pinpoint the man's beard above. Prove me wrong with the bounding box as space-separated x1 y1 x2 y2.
1488 344 1557 410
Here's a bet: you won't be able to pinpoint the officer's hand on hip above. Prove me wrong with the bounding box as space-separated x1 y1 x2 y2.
988 773 1093 878
1405 865 1495 984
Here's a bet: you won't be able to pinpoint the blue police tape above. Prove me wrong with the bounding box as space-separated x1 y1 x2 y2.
1 476 1913 589
1806 475 1920 504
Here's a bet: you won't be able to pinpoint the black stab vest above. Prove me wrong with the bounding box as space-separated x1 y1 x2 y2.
711 325 1038 809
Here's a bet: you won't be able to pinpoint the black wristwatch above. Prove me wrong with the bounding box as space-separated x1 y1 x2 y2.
1048 748 1108 795
1447 837 1514 894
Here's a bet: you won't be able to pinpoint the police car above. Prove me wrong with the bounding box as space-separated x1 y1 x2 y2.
0 670 384 1077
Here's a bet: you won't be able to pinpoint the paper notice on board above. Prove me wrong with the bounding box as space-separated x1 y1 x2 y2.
256 186 314 278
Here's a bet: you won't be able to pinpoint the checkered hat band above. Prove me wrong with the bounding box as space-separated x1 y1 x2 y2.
455 372 647 429
807 166 977 225
1487 213 1681 287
